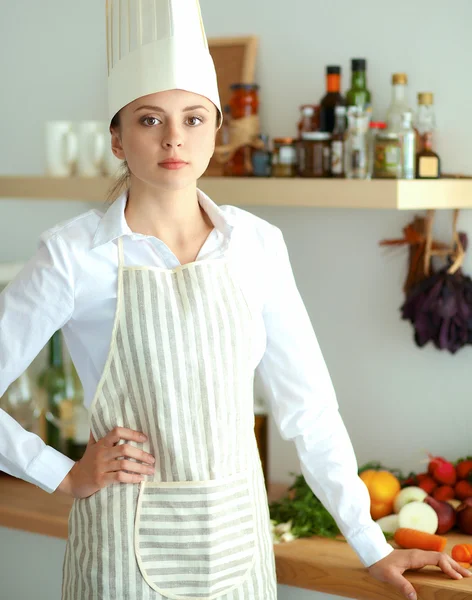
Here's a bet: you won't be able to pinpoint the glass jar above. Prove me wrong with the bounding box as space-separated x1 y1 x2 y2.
223 83 260 177
298 132 332 177
272 138 297 177
298 104 320 136
373 132 402 178
251 134 271 177
367 121 387 178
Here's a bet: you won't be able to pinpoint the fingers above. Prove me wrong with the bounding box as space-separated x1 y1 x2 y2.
383 571 417 600
108 459 155 476
88 431 96 445
102 471 146 486
103 426 148 447
438 553 472 579
110 443 155 466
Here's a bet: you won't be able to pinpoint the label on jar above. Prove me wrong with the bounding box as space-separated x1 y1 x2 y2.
279 146 297 165
374 139 401 177
331 141 344 174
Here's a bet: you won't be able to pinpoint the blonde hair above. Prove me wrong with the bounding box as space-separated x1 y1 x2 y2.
106 106 221 205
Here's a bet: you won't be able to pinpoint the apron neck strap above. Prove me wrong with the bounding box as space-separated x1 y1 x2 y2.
117 236 124 268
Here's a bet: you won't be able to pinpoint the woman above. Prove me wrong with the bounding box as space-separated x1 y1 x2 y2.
0 1 469 598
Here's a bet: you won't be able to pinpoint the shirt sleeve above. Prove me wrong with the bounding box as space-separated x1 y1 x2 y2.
255 225 394 568
0 232 76 493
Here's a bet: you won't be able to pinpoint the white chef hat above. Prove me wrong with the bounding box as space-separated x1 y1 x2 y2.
106 0 222 125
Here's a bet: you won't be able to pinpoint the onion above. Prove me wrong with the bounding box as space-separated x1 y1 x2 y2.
456 497 472 535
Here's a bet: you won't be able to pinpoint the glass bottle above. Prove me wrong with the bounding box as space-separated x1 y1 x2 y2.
298 105 319 136
223 84 260 177
345 106 371 179
330 105 347 178
415 92 436 155
386 73 410 134
251 135 271 177
346 58 372 112
416 133 441 179
254 394 269 490
0 370 40 435
399 112 416 180
37 331 66 452
63 361 89 461
319 66 345 133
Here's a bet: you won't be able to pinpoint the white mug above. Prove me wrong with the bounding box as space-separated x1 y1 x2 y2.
76 121 107 177
45 121 78 177
100 121 123 176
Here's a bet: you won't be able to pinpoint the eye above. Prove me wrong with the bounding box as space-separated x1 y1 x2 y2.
186 116 204 127
141 116 161 127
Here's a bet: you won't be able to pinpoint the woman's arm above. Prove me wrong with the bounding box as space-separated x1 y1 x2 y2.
0 232 76 492
255 225 393 567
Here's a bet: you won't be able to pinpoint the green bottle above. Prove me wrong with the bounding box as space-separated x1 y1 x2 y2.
38 331 66 452
346 58 372 111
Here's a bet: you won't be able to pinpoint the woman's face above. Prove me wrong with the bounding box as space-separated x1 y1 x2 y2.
111 89 218 191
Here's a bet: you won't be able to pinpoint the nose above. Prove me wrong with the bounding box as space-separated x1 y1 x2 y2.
161 123 183 150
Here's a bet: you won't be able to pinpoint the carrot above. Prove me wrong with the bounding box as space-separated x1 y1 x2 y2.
452 544 472 563
457 562 471 569
394 528 447 552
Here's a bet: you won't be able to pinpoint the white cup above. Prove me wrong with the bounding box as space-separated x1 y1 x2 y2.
76 121 107 177
45 121 78 177
100 121 123 176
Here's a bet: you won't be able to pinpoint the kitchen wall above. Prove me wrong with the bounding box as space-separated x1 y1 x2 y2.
1 1 472 598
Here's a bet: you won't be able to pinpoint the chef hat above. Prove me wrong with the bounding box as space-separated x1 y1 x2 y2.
106 0 222 124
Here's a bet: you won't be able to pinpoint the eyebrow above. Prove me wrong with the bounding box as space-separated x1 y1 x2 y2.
134 104 210 113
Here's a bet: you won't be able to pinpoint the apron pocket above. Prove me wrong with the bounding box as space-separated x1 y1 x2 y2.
134 470 256 600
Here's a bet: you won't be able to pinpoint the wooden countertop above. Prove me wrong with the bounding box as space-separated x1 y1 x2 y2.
1 473 472 599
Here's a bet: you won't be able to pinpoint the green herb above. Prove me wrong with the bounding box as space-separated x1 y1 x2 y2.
269 463 404 543
269 473 340 539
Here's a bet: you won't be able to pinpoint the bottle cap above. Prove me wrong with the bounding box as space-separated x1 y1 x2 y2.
351 58 366 71
369 121 387 129
392 73 408 85
418 92 434 105
327 65 341 75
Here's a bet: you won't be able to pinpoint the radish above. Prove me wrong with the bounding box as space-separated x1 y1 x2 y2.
398 501 439 534
376 514 400 535
393 486 428 514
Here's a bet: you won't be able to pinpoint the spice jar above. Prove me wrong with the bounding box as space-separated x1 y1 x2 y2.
298 132 332 177
223 83 260 177
373 131 402 178
272 138 297 177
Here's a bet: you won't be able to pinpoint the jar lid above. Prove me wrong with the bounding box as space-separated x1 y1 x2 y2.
370 121 387 129
230 83 260 91
392 73 408 85
301 132 332 141
273 137 295 144
418 92 434 105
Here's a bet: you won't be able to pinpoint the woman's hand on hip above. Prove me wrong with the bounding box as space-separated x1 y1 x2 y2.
56 426 155 498
368 548 472 599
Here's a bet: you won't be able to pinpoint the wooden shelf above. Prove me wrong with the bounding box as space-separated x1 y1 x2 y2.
2 475 472 599
0 175 472 210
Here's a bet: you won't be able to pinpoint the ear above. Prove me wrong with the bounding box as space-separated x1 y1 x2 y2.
110 127 126 160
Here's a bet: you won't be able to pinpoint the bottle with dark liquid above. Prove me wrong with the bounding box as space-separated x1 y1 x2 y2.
319 66 345 133
415 92 440 179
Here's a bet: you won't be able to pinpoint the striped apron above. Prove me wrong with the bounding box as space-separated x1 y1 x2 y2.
62 236 277 599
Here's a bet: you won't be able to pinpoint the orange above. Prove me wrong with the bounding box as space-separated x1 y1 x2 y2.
360 470 401 519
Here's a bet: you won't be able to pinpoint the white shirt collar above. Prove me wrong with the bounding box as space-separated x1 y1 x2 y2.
92 187 235 249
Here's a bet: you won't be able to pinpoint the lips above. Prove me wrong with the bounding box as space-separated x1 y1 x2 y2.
158 159 188 170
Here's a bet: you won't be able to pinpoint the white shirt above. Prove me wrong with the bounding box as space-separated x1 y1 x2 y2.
0 189 393 567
